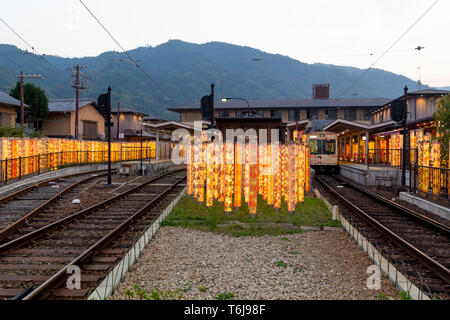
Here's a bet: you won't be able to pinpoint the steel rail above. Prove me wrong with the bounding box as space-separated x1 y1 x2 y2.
0 169 114 205
332 174 449 235
0 168 184 253
315 175 450 285
0 171 111 242
22 174 186 300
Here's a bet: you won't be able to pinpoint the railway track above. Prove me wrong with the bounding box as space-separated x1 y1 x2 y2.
315 174 450 299
0 169 119 239
0 168 186 300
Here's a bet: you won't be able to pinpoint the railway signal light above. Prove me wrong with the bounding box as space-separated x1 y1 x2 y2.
391 100 406 123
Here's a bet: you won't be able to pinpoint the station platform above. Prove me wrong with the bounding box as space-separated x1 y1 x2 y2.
119 159 181 176
339 163 408 187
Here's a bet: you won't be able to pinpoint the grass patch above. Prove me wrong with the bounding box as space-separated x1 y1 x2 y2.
162 195 340 237
377 293 387 300
216 292 234 300
399 291 412 300
274 260 288 268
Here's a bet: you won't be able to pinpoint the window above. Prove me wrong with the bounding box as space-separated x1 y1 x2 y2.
309 140 321 154
288 110 301 121
323 140 336 154
236 110 247 117
271 110 282 118
363 112 370 121
326 109 337 120
253 110 264 117
307 110 319 120
344 109 356 121
237 109 264 117
219 110 229 118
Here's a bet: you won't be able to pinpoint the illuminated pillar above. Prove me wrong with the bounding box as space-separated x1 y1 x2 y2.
305 146 310 192
244 143 250 204
234 142 242 208
298 144 305 203
206 141 214 207
287 144 296 213
274 144 282 209
431 140 440 197
281 145 288 200
224 142 234 212
267 144 274 206
248 142 258 215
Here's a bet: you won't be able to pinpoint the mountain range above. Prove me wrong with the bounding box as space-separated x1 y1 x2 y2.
0 40 442 120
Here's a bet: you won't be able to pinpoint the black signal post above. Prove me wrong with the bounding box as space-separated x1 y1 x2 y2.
98 87 112 185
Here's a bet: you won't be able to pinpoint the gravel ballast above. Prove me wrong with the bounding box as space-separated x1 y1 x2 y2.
111 226 400 300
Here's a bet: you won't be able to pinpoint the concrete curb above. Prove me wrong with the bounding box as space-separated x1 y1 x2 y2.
314 188 430 300
87 186 187 300
400 192 450 221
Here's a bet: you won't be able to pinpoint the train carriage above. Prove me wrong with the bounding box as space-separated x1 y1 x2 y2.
307 131 338 172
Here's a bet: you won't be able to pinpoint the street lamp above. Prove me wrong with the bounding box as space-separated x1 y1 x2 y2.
221 97 253 117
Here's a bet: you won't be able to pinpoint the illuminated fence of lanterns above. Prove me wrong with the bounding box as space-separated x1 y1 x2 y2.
187 140 310 215
0 138 156 181
411 130 450 198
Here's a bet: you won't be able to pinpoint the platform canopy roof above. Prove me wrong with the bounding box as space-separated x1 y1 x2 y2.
285 120 310 131
323 119 397 135
143 120 210 135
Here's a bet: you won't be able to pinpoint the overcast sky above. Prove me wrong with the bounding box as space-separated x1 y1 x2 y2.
1 0 449 87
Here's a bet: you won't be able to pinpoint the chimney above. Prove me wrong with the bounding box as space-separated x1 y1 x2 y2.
313 84 330 99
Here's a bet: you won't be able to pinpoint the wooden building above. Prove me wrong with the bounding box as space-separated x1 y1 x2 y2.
42 98 105 139
0 90 29 128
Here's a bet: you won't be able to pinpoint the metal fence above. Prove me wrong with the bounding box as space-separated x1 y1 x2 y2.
340 148 419 169
0 147 155 185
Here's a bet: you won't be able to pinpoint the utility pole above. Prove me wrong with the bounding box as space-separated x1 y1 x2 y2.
210 82 215 128
401 85 408 187
107 87 112 184
16 72 44 129
116 101 120 141
140 121 143 176
69 64 87 140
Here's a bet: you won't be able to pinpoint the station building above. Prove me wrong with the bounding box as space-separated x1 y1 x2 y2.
324 89 450 166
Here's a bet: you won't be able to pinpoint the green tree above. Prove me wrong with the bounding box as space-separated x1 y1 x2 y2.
434 94 450 167
9 82 49 130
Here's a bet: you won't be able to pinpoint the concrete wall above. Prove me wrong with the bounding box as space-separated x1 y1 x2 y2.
339 164 402 187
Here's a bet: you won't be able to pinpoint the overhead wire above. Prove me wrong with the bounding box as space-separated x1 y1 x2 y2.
334 0 440 101
78 0 178 105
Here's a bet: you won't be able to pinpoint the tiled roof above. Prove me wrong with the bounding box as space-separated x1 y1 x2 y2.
0 90 29 108
48 98 95 112
169 97 392 112
409 89 450 95
111 107 148 116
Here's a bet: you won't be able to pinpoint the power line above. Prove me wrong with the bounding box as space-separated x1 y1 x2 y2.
0 17 62 73
335 0 440 101
78 0 178 105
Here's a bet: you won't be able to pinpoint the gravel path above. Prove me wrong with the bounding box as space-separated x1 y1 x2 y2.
111 227 400 300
